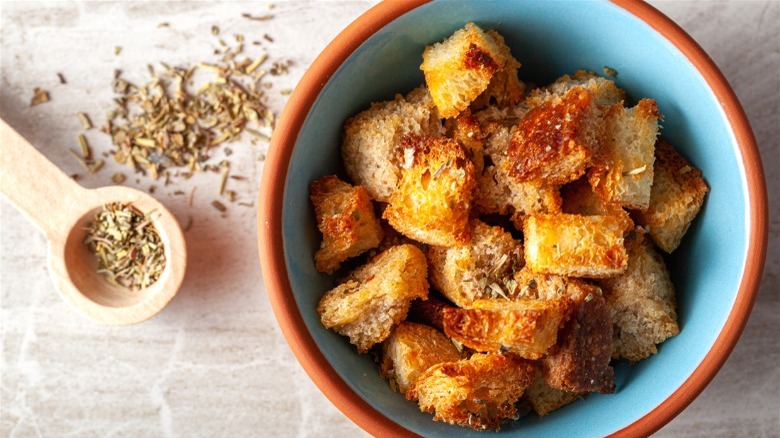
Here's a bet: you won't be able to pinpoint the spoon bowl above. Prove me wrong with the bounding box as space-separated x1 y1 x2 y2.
1 119 186 325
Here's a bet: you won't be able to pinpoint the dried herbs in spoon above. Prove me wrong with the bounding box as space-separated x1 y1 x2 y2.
84 202 166 290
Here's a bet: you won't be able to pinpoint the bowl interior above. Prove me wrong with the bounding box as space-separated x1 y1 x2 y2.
280 0 748 435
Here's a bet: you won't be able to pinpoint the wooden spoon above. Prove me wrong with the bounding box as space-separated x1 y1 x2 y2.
0 119 186 325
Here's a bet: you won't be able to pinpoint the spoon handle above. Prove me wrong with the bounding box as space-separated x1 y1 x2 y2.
0 119 89 239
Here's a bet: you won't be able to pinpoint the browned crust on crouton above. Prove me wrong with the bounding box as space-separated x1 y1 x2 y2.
407 295 453 332
506 87 599 185
442 298 572 359
541 281 615 394
633 139 709 253
470 30 525 110
409 353 535 431
317 244 429 352
310 175 383 274
383 134 476 246
421 23 507 119
380 322 462 395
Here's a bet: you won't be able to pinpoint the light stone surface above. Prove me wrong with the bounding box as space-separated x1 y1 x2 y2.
1 1 777 437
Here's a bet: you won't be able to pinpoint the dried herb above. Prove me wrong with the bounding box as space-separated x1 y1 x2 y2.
31 88 50 106
57 73 67 84
211 200 227 212
603 66 618 77
83 202 166 290
78 112 93 130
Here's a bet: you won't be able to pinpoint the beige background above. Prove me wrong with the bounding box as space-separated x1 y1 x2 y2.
1 1 778 436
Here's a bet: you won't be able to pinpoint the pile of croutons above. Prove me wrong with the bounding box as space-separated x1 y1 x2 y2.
311 22 708 431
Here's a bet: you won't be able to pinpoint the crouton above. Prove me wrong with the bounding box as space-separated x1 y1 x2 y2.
317 245 429 352
633 139 709 253
598 234 679 361
421 23 507 119
524 213 630 278
511 268 615 393
380 322 462 395
474 124 562 224
407 294 452 332
428 219 524 308
588 99 661 210
342 86 442 202
506 87 601 185
541 281 615 393
523 369 583 416
310 175 383 274
442 298 572 359
409 353 535 431
383 134 476 246
470 30 525 110
527 70 625 109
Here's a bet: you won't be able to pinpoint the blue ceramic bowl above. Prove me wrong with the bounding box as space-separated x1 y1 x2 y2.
259 1 767 436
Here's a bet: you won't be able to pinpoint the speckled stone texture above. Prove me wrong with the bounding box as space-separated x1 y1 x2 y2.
1 1 777 437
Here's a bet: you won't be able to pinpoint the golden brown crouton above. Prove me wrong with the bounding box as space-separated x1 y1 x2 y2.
588 99 661 210
523 369 583 416
421 23 507 119
380 322 462 395
598 234 679 361
317 245 429 353
342 86 443 202
442 298 572 359
474 124 562 225
470 30 525 110
633 139 709 253
409 353 535 431
527 70 626 109
428 219 524 308
506 87 600 185
310 175 383 274
383 134 476 246
524 213 630 278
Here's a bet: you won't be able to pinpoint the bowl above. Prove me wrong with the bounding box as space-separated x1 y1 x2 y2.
258 0 768 436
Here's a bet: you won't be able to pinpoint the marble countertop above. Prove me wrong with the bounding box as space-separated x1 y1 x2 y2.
1 1 777 436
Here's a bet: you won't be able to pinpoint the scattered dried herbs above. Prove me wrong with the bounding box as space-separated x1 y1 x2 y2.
84 202 165 290
30 88 50 106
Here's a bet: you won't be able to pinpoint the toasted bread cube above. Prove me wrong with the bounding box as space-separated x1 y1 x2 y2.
588 99 661 210
470 30 525 110
409 353 535 431
342 86 442 202
310 175 383 274
442 298 572 359
598 234 679 361
506 87 600 185
428 219 524 308
633 139 709 253
527 70 626 109
380 322 462 395
511 268 615 393
524 369 582 416
524 213 630 278
541 281 615 393
317 245 429 352
421 23 507 119
383 134 476 246
474 124 562 223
